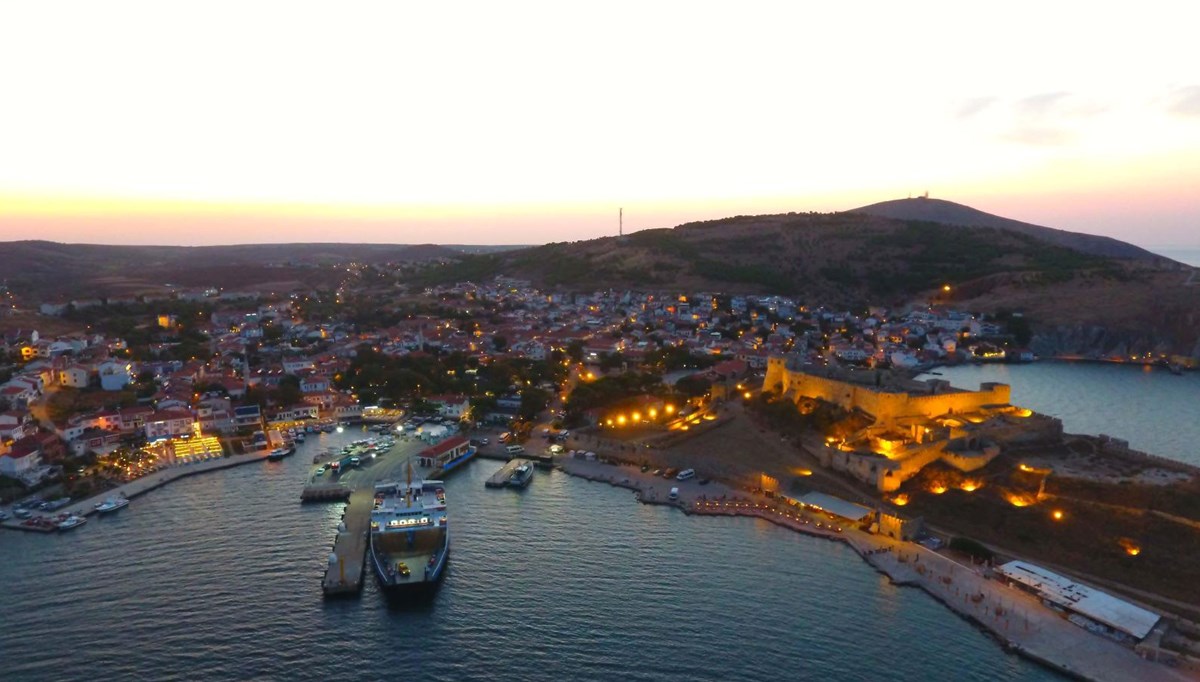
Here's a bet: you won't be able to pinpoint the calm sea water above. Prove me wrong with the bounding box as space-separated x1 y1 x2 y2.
921 363 1200 466
0 430 1058 681
1149 247 1200 267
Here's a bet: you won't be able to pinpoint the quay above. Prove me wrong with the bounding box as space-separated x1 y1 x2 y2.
485 458 533 488
1 450 273 533
558 454 1198 682
322 488 373 597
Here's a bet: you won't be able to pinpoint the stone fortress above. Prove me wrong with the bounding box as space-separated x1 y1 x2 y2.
763 357 1062 491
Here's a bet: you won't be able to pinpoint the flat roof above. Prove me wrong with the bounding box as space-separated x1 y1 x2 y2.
995 560 1160 640
788 492 873 522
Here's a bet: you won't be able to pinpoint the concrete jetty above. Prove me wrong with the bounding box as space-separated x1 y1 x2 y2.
323 488 373 597
485 458 533 488
300 484 352 502
558 455 1197 682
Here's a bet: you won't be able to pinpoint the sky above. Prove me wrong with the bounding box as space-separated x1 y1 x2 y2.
1 1 1199 249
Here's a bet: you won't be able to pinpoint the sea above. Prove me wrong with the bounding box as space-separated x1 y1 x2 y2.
0 429 1060 682
919 362 1200 467
1150 247 1200 267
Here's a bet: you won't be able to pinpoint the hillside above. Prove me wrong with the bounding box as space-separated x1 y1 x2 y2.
0 241 462 299
407 207 1200 357
851 197 1164 261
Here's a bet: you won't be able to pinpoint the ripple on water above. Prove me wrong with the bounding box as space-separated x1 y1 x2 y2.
0 431 1061 681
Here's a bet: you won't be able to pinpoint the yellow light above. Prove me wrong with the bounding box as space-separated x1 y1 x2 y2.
1052 510 1064 521
929 484 947 495
665 405 675 415
617 415 626 425
942 284 951 292
959 480 981 492
892 493 909 506
605 419 613 427
1007 494 1034 507
648 408 657 418
1126 546 1141 556
631 412 641 422
743 391 752 400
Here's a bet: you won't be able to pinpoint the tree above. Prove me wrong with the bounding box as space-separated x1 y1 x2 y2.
492 335 508 352
674 374 712 398
275 375 303 406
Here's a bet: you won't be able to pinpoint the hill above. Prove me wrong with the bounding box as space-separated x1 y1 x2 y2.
0 241 463 299
407 206 1200 357
850 197 1163 261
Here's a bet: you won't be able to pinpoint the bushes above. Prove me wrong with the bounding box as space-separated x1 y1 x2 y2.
948 536 994 561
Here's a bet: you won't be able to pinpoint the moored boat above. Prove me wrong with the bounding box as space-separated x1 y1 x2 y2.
56 514 87 531
94 494 129 514
508 463 534 489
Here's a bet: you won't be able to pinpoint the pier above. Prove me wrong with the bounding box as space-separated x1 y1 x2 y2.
485 458 533 488
301 484 352 502
322 489 373 597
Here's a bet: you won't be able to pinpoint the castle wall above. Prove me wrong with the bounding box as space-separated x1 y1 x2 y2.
765 357 1010 426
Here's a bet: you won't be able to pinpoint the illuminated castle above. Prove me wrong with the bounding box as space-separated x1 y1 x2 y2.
763 357 1056 491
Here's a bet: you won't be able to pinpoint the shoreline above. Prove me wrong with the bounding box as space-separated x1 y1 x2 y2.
558 455 1197 682
2 450 273 533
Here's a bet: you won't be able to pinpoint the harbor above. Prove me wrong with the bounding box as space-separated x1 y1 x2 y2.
558 454 1198 682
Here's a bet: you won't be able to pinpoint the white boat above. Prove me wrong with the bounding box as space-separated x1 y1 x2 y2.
57 514 88 531
94 494 130 514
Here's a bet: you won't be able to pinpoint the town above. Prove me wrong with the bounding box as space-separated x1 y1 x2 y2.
2 264 1199 676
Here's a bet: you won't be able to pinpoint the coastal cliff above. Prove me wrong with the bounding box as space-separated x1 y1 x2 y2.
1030 325 1200 364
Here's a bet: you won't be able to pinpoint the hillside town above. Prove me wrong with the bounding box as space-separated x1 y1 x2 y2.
0 272 1040 499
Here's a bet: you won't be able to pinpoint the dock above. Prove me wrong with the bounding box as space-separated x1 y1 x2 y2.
301 484 352 502
485 458 533 488
322 488 374 597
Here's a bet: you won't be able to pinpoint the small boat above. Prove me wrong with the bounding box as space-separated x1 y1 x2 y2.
94 495 129 514
267 445 296 461
57 515 88 531
508 463 534 489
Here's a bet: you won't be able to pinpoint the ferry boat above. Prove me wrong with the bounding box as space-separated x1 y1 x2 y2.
56 514 87 531
94 494 129 514
369 468 449 598
508 463 534 489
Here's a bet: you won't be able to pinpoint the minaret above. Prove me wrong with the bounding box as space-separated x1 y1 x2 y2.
619 207 623 237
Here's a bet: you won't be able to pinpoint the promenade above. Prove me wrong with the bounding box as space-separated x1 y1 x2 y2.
1 450 272 531
559 454 1197 682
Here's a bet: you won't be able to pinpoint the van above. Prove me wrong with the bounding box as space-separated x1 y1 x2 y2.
668 487 680 501
676 468 696 481
506 444 525 455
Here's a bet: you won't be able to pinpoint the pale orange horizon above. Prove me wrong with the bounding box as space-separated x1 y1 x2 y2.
2 1 1199 249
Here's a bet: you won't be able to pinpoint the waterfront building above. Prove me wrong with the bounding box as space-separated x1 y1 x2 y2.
993 560 1161 645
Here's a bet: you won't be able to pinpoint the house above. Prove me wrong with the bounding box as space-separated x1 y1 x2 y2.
0 437 42 478
58 364 92 388
118 405 156 434
0 411 33 443
144 410 196 441
98 360 134 391
427 395 470 419
0 384 37 408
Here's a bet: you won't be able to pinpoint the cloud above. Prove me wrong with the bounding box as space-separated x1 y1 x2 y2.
1015 92 1070 116
992 92 1107 147
1001 126 1073 147
956 97 995 119
1167 86 1200 117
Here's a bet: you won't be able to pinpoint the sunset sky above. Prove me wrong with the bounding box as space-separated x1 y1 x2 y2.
2 1 1198 249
